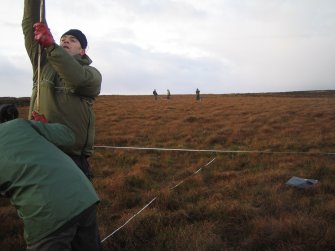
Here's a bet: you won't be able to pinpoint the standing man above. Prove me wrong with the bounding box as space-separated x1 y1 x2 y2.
196 88 200 101
153 89 158 100
22 0 102 179
0 104 102 251
167 89 171 99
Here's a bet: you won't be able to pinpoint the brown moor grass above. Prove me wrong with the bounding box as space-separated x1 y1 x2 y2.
1 92 335 250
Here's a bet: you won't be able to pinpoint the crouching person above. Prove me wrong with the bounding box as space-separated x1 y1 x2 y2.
0 104 102 251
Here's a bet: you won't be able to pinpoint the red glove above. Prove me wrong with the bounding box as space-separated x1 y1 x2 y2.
32 111 48 123
33 22 55 48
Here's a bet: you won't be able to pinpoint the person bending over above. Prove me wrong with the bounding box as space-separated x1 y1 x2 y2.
0 104 102 251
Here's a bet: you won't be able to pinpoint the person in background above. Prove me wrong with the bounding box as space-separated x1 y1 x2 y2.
153 89 158 100
22 0 102 179
196 88 200 101
0 104 102 251
167 89 171 99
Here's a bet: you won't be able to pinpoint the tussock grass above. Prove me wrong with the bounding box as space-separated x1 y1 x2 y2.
1 93 335 250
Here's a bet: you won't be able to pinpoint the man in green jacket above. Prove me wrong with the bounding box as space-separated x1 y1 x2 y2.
0 104 102 251
22 0 102 179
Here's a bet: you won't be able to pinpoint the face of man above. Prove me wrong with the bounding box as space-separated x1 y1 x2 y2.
60 35 85 56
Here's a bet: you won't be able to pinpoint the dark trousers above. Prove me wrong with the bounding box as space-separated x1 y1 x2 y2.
69 155 92 180
27 204 102 251
68 155 103 250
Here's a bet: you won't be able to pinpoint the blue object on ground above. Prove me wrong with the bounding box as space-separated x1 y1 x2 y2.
286 176 318 188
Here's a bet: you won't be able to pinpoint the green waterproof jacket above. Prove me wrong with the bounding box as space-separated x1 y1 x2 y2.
22 0 102 156
0 119 99 245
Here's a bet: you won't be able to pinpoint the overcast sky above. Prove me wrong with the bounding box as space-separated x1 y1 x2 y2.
1 0 335 97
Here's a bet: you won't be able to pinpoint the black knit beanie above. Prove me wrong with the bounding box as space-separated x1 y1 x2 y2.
61 29 88 49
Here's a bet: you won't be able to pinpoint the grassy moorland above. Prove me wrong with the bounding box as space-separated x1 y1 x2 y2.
1 92 335 250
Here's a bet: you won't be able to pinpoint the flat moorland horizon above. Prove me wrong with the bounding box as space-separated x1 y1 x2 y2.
1 93 335 250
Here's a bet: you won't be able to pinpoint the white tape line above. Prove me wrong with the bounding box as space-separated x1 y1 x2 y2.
100 157 216 243
204 158 216 166
169 158 216 190
95 145 335 155
101 197 157 243
170 180 184 190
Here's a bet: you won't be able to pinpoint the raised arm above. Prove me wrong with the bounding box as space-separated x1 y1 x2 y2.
22 0 47 81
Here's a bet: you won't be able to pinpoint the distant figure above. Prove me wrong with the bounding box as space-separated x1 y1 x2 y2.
196 88 200 101
153 89 158 100
167 89 171 99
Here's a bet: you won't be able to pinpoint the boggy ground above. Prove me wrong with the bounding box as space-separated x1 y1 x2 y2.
1 92 335 250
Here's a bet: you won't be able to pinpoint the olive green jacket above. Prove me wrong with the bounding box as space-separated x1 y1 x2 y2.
22 0 102 156
0 119 99 245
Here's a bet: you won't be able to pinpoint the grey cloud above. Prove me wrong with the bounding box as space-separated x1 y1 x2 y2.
91 41 226 95
108 0 208 22
1 0 335 97
0 56 31 97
